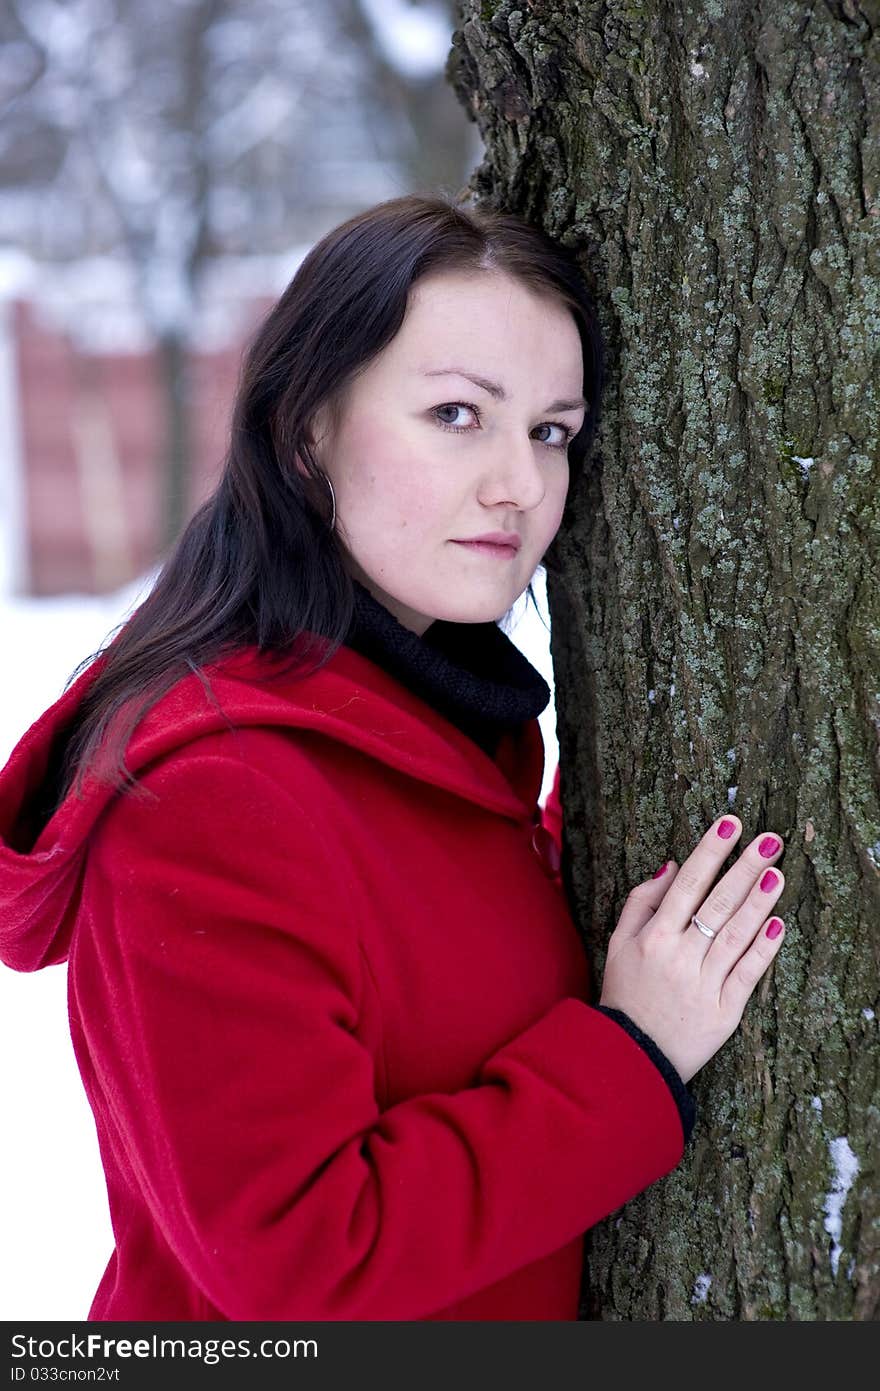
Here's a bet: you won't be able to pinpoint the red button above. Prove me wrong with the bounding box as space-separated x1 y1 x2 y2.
530 823 561 876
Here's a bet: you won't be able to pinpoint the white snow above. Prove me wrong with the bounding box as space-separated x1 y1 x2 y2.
822 1136 860 1278
0 574 154 1319
194 249 312 350
691 1272 712 1303
0 247 36 297
357 0 452 79
863 1008 875 1021
504 567 559 806
0 575 156 766
792 454 815 480
13 254 153 353
811 1095 823 1114
0 244 316 355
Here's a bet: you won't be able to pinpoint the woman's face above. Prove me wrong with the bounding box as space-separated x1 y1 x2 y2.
306 268 586 636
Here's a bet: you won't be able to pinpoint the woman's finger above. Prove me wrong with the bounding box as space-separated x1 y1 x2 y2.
699 868 786 990
719 914 786 1018
649 816 744 936
610 860 679 943
682 831 786 948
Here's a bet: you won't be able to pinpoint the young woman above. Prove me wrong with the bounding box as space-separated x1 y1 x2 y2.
0 194 786 1321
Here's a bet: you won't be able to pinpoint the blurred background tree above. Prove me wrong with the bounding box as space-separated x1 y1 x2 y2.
0 0 473 552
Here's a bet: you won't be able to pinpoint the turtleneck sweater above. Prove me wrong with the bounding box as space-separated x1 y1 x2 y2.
342 579 696 1145
343 578 551 759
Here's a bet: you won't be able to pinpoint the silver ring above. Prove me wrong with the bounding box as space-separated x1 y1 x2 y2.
691 914 717 939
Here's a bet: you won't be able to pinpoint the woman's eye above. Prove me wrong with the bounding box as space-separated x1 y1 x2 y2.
433 403 574 448
434 402 477 430
534 421 575 448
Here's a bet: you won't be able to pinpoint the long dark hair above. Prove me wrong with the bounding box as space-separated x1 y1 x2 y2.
51 192 606 808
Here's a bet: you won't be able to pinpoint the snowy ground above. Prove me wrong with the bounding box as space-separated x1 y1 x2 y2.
0 570 558 1320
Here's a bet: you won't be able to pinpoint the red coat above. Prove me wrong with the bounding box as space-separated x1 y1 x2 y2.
0 642 686 1321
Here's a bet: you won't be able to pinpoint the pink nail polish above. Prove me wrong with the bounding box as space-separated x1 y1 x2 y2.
717 819 736 839
759 836 781 857
760 870 778 892
766 918 784 939
652 861 668 879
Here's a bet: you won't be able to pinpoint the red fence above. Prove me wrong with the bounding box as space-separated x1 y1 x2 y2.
8 295 273 596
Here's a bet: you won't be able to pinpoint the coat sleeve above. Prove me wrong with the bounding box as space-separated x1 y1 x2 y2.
78 751 688 1322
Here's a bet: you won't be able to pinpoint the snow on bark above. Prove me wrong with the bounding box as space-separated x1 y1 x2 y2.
822 1137 861 1279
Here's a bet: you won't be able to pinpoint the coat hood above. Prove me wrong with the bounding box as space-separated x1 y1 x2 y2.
0 640 546 975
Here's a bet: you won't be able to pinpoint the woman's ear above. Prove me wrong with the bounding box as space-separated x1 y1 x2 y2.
293 415 324 480
310 404 333 449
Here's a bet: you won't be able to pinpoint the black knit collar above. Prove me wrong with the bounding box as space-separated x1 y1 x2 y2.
343 579 550 758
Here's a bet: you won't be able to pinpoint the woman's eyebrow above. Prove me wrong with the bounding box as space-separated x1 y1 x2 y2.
421 367 587 413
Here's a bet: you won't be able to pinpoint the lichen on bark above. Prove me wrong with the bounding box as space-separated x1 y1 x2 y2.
451 0 879 1318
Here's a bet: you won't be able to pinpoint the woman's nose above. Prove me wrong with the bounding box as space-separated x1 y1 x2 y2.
479 440 546 510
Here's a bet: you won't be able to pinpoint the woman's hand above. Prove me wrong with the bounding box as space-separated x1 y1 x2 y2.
598 816 786 1085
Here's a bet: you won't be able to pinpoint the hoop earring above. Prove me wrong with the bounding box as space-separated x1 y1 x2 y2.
320 471 336 532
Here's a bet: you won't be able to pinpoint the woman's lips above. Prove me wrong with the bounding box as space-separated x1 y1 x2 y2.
451 541 519 558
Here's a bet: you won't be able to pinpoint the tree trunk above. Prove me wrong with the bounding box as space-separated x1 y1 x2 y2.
156 329 191 551
449 0 879 1320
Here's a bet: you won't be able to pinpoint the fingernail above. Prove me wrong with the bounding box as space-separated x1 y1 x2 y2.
759 836 781 857
717 819 736 839
652 861 668 879
766 918 784 939
760 870 778 892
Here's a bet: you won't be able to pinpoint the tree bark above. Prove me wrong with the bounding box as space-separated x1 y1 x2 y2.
449 0 879 1320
